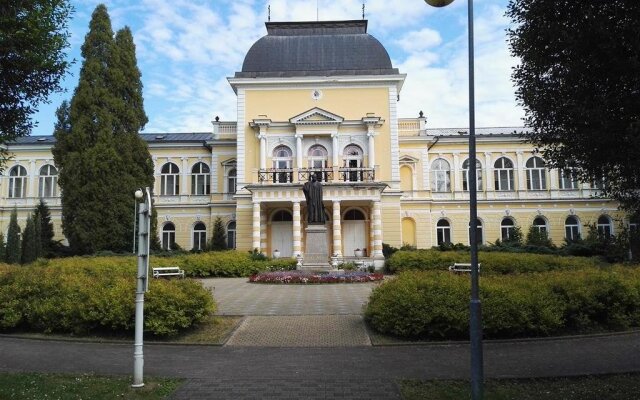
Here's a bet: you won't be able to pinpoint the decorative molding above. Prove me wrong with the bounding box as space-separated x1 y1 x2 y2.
289 107 344 125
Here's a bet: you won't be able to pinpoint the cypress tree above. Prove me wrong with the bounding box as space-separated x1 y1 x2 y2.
21 214 38 264
52 4 153 254
209 217 227 251
34 199 55 256
0 234 6 263
6 208 21 264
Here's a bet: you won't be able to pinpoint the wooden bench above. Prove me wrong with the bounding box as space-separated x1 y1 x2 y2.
152 266 185 279
448 263 481 274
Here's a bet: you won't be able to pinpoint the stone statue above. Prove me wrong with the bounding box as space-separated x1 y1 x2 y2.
303 173 325 224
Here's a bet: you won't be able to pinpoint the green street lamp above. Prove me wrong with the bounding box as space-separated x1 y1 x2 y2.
423 0 483 399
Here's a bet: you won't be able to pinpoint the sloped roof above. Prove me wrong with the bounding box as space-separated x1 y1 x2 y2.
9 132 212 146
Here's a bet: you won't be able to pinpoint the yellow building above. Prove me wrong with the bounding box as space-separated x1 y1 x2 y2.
1 20 627 267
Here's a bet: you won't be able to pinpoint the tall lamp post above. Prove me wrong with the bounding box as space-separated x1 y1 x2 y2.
423 0 483 398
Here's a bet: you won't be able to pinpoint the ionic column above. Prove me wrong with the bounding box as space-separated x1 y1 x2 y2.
259 134 267 170
252 201 261 251
181 157 188 195
372 200 383 257
367 132 375 169
260 207 267 253
295 134 303 169
331 134 340 182
293 201 302 256
332 200 342 257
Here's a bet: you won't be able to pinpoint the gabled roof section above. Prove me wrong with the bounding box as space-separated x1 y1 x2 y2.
290 107 344 125
399 155 420 164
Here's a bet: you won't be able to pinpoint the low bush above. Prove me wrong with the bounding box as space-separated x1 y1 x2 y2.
151 251 297 277
386 249 602 275
0 258 215 337
365 267 640 340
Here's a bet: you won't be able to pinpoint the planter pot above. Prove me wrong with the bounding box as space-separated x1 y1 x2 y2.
354 250 363 258
273 251 280 259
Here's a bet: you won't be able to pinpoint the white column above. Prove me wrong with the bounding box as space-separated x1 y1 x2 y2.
372 200 383 257
332 200 342 257
28 160 37 199
295 134 303 169
453 152 461 192
293 201 302 256
252 201 261 251
332 134 339 166
181 157 188 195
260 207 267 253
550 169 559 190
367 131 375 169
259 133 267 170
484 152 493 191
516 151 526 191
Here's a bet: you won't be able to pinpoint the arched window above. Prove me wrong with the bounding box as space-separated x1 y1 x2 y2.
272 145 293 183
501 218 515 241
526 157 547 190
8 165 27 198
38 165 58 198
161 163 180 195
344 209 366 220
308 145 328 168
192 222 207 251
462 158 482 191
436 219 451 245
532 217 547 233
227 221 236 249
494 157 514 191
597 215 613 238
565 216 581 241
559 169 578 190
191 162 210 195
226 168 237 195
343 144 363 182
272 210 293 222
162 222 176 250
469 219 483 246
431 158 451 192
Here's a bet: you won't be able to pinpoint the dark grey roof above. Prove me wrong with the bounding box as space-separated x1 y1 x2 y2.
236 20 398 78
425 127 531 136
8 133 211 146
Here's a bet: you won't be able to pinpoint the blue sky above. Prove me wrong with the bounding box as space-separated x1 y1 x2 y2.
31 0 523 136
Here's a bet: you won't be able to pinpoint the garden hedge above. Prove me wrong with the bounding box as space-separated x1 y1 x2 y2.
386 249 602 275
153 251 297 277
365 267 640 340
0 258 215 336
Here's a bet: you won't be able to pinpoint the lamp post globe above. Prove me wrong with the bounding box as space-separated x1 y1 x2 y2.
424 0 455 7
135 189 144 199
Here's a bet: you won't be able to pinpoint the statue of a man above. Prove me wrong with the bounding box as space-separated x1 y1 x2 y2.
303 173 325 224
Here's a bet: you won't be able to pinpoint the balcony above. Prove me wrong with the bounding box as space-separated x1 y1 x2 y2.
257 167 376 184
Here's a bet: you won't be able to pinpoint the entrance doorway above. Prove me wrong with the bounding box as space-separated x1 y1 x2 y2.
271 210 293 257
342 208 367 256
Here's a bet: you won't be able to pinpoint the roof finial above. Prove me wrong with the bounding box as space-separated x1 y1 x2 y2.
268 4 270 22
362 2 365 20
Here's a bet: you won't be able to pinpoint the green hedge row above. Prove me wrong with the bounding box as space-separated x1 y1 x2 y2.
386 249 602 275
152 251 297 277
0 259 215 336
365 267 640 340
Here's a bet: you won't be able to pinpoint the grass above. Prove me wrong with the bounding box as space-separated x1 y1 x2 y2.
0 372 182 400
399 374 640 400
3 315 242 345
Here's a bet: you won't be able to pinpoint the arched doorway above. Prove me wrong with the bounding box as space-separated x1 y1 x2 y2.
343 208 367 257
271 210 293 257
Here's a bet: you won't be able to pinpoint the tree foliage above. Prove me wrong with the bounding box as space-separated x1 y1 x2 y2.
52 4 153 254
0 0 72 166
507 0 640 215
5 208 21 264
21 214 39 264
209 217 227 251
34 199 55 256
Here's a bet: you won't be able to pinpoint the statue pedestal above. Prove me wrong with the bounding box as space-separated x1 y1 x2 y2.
301 224 330 272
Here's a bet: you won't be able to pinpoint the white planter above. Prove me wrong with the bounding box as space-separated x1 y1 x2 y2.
354 250 363 258
273 250 280 259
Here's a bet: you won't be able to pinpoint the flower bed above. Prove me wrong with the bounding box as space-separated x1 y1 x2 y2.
249 270 384 284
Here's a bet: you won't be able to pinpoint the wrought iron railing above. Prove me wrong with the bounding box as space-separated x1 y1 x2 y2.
298 168 333 183
339 167 375 182
258 168 293 183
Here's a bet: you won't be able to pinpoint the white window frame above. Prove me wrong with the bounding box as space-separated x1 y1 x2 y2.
565 216 581 241
308 144 328 169
192 222 207 251
462 158 482 191
38 164 58 198
597 215 613 237
436 219 451 245
559 169 578 190
227 221 236 249
161 162 180 196
191 162 210 196
162 222 176 250
494 157 514 191
8 165 27 198
526 156 547 190
431 158 451 192
501 218 515 241
532 217 548 234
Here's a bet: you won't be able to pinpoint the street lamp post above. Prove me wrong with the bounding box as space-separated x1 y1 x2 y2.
132 187 151 388
423 0 483 398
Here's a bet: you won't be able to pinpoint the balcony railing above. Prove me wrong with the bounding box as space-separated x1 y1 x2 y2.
258 168 293 183
339 167 375 182
298 168 333 183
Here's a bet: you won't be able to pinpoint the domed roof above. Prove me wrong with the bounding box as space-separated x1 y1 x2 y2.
236 20 398 78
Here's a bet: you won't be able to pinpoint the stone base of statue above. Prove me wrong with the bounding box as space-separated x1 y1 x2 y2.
300 224 331 272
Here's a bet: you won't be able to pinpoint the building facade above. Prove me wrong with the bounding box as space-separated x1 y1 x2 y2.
0 20 626 266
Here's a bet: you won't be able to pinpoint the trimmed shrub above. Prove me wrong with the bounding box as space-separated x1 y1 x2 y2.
0 258 215 337
365 267 640 340
152 251 297 277
386 249 602 275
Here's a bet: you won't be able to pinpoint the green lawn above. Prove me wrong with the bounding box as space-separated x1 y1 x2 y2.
400 374 639 400
0 373 182 400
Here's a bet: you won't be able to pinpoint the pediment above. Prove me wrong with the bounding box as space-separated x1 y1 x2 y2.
399 155 420 164
290 108 344 125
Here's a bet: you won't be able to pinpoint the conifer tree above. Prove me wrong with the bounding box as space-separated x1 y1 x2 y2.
6 208 21 264
209 217 227 251
52 4 154 254
34 200 55 256
0 234 5 263
21 214 38 265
